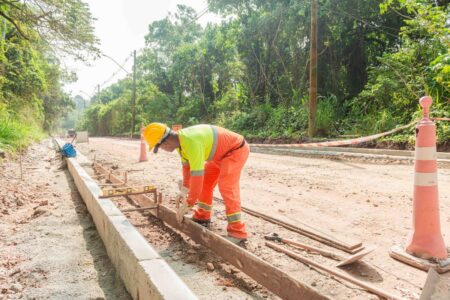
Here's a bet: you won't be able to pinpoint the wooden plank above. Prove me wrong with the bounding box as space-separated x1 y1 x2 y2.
390 245 450 274
230 201 362 253
267 242 403 300
279 236 374 267
336 246 376 267
280 237 344 261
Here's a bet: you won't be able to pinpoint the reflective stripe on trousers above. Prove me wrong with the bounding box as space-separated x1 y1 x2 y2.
192 143 249 239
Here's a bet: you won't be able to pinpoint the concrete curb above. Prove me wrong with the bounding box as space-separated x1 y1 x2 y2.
54 139 197 300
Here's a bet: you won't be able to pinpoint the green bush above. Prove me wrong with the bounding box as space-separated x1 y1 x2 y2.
316 95 339 137
0 104 44 153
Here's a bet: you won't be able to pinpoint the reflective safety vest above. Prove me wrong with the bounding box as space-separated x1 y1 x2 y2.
177 124 244 205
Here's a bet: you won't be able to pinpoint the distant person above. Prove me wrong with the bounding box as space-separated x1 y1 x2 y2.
143 123 249 244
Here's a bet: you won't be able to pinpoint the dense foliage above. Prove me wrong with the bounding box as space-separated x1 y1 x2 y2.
80 0 449 145
0 0 97 151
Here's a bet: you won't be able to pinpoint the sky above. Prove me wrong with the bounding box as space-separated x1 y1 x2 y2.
64 0 222 99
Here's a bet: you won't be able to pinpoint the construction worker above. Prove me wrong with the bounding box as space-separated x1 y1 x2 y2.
143 123 249 244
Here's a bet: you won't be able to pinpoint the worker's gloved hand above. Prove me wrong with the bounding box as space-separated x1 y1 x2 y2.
176 195 191 223
176 180 190 223
178 180 188 196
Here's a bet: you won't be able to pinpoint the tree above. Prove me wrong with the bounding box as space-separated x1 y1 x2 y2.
0 0 98 149
0 0 99 60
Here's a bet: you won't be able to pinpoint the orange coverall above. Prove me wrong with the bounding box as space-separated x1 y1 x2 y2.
178 125 249 239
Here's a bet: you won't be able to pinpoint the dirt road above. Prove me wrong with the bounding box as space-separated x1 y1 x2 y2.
0 141 130 299
78 137 450 300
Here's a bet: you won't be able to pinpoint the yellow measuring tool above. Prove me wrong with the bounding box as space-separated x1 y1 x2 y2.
99 185 156 198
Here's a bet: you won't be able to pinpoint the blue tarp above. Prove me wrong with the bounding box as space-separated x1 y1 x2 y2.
61 143 77 158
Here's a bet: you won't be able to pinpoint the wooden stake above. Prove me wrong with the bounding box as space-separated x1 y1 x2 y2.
19 141 23 181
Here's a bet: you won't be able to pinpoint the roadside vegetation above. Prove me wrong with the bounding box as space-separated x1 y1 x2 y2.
0 0 98 152
79 0 449 147
1 1 448 152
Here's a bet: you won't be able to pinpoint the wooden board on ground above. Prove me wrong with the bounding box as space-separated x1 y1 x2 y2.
336 246 376 267
390 245 450 274
234 202 363 253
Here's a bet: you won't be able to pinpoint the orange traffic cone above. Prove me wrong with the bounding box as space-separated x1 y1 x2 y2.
139 125 148 162
406 96 447 259
172 124 182 132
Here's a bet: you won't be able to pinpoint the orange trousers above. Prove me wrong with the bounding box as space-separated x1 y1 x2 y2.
192 143 249 239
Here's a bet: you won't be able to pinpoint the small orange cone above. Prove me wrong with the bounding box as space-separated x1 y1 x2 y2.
406 96 447 259
139 124 148 162
172 124 182 132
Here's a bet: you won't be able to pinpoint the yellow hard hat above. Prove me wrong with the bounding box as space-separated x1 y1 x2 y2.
142 123 170 152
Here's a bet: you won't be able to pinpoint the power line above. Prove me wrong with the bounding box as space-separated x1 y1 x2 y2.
321 6 400 39
183 5 209 27
101 52 131 75
99 53 133 89
85 52 133 101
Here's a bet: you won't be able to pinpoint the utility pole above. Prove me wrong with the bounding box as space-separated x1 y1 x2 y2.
308 0 318 138
97 84 100 103
131 50 137 138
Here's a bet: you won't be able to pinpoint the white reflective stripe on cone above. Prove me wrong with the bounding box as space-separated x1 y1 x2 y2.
415 146 437 160
414 172 438 186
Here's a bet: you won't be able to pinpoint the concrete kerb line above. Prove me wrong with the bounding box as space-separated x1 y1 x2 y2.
53 138 197 300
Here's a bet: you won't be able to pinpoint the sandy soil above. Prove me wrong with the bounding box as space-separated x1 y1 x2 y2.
0 140 130 300
77 137 450 300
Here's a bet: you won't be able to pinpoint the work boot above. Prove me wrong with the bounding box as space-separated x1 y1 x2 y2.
225 235 248 248
191 217 211 227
